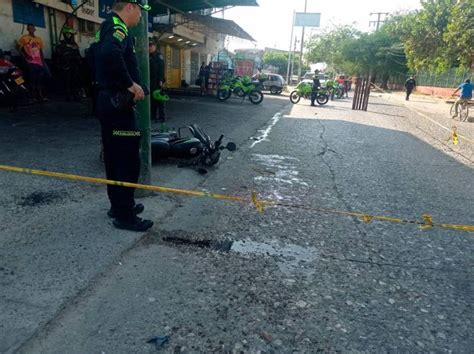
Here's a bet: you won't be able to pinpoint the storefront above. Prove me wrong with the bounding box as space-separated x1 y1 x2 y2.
0 0 103 58
151 12 254 89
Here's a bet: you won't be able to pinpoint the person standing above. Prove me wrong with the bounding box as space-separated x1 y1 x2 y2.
17 24 50 101
95 0 153 232
451 79 473 118
149 39 165 122
405 75 416 101
53 26 82 101
198 62 206 94
310 69 321 107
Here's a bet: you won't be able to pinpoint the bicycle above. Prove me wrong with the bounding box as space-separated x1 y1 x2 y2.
450 96 470 122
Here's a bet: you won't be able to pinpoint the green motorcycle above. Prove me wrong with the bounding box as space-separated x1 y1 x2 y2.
289 81 329 105
217 75 264 105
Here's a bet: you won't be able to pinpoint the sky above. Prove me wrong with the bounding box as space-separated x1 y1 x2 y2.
221 0 422 51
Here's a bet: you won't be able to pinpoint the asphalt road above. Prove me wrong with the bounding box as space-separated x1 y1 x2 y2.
0 92 472 353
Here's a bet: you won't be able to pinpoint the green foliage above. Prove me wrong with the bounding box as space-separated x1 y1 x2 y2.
303 0 472 79
444 1 474 71
305 25 361 73
262 51 288 74
304 24 407 80
262 51 306 75
388 0 472 73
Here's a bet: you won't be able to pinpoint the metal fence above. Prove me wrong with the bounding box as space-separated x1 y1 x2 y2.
415 68 473 88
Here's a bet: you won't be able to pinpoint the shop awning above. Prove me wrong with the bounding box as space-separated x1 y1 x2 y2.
183 13 255 41
150 0 259 16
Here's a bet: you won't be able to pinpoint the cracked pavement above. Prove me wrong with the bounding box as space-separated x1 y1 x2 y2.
0 92 473 352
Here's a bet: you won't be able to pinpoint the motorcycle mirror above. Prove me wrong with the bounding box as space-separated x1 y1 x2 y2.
226 142 237 151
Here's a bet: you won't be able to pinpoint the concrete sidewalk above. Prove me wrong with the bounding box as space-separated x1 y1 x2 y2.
379 91 474 164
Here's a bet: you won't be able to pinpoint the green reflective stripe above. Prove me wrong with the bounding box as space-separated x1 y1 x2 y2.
113 25 128 35
112 130 141 137
113 24 128 34
112 16 128 34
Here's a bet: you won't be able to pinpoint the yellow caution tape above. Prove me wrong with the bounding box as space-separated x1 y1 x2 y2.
420 214 434 230
0 164 473 233
251 191 265 213
360 214 374 223
452 126 459 145
371 83 474 146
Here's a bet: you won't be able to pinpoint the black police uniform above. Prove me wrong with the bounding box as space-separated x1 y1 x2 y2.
405 77 416 101
53 36 82 101
311 75 321 106
95 13 145 224
149 50 165 121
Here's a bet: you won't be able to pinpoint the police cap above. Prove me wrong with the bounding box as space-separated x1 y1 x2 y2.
114 0 151 11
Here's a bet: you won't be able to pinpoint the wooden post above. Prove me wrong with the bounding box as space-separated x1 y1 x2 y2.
352 74 371 111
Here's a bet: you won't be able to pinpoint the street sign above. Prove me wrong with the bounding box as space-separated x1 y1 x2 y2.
295 12 320 27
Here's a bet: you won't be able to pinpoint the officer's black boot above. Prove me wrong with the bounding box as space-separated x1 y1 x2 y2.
108 203 144 218
113 215 154 232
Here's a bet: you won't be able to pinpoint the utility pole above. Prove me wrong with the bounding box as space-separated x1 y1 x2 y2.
369 12 389 30
286 11 296 84
297 0 308 82
130 0 151 190
291 36 298 79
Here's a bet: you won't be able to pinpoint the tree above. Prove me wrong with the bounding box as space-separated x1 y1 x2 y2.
305 25 361 73
261 51 305 75
388 0 473 73
444 1 474 71
304 23 408 87
262 51 288 74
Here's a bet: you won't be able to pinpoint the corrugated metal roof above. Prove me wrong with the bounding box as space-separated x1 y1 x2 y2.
183 13 255 41
150 0 258 16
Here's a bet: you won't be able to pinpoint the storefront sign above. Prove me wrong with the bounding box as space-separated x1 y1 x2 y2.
99 0 114 18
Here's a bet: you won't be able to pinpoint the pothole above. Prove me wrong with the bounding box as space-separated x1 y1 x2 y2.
156 230 318 275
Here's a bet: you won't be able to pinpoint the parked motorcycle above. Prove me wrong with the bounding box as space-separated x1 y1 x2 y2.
289 81 329 105
151 124 236 172
0 50 28 111
217 75 264 104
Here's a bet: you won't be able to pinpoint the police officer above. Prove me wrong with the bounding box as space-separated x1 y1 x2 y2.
310 69 321 107
405 75 416 101
95 0 153 231
54 26 82 101
149 38 165 122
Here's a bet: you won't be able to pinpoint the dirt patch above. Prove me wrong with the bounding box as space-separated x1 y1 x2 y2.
19 191 65 207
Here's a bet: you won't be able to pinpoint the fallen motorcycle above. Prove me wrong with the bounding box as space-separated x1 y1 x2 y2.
151 124 236 172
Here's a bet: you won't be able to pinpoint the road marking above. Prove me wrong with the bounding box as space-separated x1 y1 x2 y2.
402 102 474 145
250 112 282 148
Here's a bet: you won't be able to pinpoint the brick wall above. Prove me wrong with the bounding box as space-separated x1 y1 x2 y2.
415 85 456 98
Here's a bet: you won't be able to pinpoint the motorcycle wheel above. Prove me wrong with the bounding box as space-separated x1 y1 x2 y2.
270 86 280 95
202 152 221 166
316 93 329 105
248 90 264 104
289 90 301 104
217 89 231 101
234 87 245 97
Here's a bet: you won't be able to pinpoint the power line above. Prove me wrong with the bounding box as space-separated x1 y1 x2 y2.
369 12 389 30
